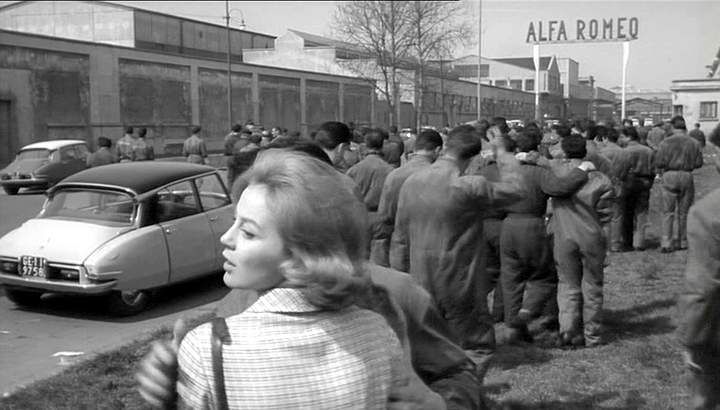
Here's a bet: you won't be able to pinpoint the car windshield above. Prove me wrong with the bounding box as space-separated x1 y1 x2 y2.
39 189 136 226
16 149 51 161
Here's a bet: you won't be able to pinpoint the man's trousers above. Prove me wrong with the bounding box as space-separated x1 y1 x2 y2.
554 234 606 345
483 218 504 322
500 215 556 329
623 176 652 249
661 170 695 249
605 185 625 251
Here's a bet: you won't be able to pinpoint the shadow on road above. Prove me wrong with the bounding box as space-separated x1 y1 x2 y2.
5 273 230 323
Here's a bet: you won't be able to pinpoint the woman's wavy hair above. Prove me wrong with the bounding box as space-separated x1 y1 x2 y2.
242 149 371 310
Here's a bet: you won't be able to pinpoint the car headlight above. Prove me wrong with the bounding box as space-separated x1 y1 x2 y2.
82 264 122 281
0 260 18 273
0 174 9 180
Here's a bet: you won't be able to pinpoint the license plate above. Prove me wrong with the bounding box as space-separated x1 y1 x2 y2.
19 256 47 278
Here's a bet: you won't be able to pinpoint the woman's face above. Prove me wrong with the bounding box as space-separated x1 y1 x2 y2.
220 184 289 290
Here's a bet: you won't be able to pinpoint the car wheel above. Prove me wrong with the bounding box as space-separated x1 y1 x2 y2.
5 288 42 307
106 289 151 316
3 186 19 195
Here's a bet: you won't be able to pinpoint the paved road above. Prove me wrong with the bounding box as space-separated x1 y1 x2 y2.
0 190 231 396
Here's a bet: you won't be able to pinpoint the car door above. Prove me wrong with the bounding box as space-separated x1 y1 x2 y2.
194 173 234 269
155 180 217 283
72 144 90 171
53 145 83 183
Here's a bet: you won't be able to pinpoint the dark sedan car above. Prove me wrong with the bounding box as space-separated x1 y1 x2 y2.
0 140 89 195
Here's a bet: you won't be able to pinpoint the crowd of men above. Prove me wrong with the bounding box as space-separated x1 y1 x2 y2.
126 115 720 408
212 115 702 351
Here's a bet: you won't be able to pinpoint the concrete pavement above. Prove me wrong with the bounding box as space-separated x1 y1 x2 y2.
0 275 230 396
0 187 232 397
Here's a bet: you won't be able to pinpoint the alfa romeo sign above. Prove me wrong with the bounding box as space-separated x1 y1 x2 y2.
526 17 639 43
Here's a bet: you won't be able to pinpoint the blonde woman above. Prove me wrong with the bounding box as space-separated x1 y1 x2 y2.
177 150 409 409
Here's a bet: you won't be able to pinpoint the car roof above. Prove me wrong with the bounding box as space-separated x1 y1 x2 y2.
21 140 86 151
54 162 217 196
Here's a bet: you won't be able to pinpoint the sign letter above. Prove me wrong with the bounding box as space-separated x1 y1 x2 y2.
526 22 537 43
602 19 613 40
539 21 547 42
629 17 638 39
617 17 627 39
549 20 557 41
589 19 598 40
576 19 586 40
558 20 568 41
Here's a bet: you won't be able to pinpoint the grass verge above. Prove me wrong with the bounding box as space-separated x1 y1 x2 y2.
0 313 213 410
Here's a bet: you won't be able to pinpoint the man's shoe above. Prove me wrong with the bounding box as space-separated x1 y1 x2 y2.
558 332 585 348
517 308 534 323
537 316 560 332
585 339 604 348
660 247 673 254
633 246 645 252
506 326 534 344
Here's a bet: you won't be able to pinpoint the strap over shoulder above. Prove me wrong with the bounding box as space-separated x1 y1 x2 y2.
211 317 230 410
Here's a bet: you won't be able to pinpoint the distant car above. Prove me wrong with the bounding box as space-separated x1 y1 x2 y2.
0 140 89 195
400 128 414 138
0 162 234 315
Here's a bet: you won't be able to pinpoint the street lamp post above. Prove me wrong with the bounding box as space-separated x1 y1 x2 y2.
225 0 232 130
476 0 482 121
440 59 446 126
225 1 246 130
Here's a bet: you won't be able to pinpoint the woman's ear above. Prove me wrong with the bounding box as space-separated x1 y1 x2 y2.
277 250 302 280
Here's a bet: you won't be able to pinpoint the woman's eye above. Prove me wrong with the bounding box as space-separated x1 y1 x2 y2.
241 230 256 239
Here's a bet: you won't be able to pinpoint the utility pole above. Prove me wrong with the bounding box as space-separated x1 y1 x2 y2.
476 0 482 121
225 0 232 130
440 59 446 126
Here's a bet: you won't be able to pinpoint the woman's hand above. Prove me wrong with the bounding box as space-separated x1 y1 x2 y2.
136 318 189 408
388 369 447 410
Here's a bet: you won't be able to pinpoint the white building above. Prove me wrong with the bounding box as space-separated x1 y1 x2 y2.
670 48 720 134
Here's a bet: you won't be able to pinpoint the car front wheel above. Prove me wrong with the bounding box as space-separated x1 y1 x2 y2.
5 288 42 307
106 290 151 316
3 186 19 195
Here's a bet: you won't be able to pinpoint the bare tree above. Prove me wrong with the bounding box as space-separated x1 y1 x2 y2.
333 1 413 127
407 1 473 131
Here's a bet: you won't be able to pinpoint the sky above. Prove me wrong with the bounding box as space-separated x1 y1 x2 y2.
2 0 718 90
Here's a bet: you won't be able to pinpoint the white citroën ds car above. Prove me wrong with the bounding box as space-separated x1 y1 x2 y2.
0 162 235 315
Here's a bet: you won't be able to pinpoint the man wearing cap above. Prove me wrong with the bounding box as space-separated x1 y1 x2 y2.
679 183 720 409
621 126 655 251
391 125 526 373
182 126 208 165
647 121 666 151
654 116 704 253
688 123 706 149
116 126 136 163
383 125 405 168
371 129 443 267
499 128 593 343
598 126 631 252
87 137 116 168
346 128 394 213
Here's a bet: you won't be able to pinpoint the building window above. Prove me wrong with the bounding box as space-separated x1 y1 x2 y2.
510 80 523 90
525 79 535 91
700 101 718 120
495 80 508 88
673 105 683 117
